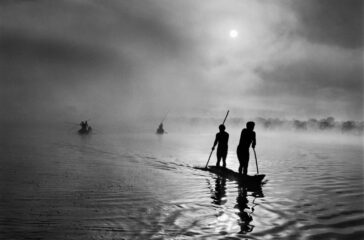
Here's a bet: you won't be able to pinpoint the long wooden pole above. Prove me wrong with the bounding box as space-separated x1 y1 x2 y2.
205 150 214 169
253 148 259 174
161 111 169 124
222 110 229 125
205 110 229 168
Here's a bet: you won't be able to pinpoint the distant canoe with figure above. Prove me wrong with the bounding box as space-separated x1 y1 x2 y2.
156 128 164 134
156 123 165 134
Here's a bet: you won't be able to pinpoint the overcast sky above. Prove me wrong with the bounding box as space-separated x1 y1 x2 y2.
1 0 363 123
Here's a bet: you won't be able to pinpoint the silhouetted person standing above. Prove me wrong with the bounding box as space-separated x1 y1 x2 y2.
212 124 229 168
237 121 256 175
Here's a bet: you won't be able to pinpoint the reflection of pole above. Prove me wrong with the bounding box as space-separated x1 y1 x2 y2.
253 148 259 175
205 110 230 169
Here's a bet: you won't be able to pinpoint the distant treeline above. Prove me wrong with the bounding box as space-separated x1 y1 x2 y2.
171 116 364 134
254 117 364 134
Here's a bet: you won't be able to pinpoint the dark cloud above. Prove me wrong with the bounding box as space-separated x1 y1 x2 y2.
0 0 195 123
0 30 120 75
255 57 362 96
253 50 363 119
291 0 363 48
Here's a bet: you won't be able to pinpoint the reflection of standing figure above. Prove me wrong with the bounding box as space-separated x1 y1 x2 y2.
236 187 254 234
212 124 229 168
211 177 227 205
237 122 256 175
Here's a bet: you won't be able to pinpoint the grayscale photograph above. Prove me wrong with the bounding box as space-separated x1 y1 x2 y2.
1 0 363 239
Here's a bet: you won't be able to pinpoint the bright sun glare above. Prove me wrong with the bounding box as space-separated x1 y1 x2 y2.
229 29 238 38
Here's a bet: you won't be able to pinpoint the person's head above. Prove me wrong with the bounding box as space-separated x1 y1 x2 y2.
246 121 255 131
219 124 226 132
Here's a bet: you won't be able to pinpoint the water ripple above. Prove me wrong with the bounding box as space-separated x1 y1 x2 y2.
1 130 363 239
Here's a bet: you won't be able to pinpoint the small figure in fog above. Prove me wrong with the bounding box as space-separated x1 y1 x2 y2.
237 121 256 175
212 124 229 168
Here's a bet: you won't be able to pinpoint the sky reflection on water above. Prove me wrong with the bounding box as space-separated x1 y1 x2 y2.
0 125 363 239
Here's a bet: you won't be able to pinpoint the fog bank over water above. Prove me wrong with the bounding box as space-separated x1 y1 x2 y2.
166 116 364 134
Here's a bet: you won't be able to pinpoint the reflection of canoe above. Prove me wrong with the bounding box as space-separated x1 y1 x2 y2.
78 127 92 135
198 166 265 185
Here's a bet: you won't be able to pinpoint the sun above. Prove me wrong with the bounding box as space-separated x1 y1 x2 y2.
229 29 238 38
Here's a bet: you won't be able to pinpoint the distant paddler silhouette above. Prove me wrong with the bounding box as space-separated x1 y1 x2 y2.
156 112 168 134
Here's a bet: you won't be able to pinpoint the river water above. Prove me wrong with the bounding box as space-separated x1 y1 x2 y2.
1 123 363 239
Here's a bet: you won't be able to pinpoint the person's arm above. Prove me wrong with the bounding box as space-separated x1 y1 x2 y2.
212 133 218 150
252 132 256 149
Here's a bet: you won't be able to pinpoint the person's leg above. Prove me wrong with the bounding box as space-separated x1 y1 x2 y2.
243 160 248 175
237 148 243 174
216 151 221 167
242 151 249 175
222 148 227 168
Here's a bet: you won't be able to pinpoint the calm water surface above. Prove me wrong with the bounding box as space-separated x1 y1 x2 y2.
1 125 363 239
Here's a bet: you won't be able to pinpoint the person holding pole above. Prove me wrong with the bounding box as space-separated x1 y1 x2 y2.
212 124 229 168
205 110 229 168
237 121 256 175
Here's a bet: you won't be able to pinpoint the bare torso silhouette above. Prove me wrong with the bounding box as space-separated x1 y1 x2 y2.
237 123 256 175
213 130 229 167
